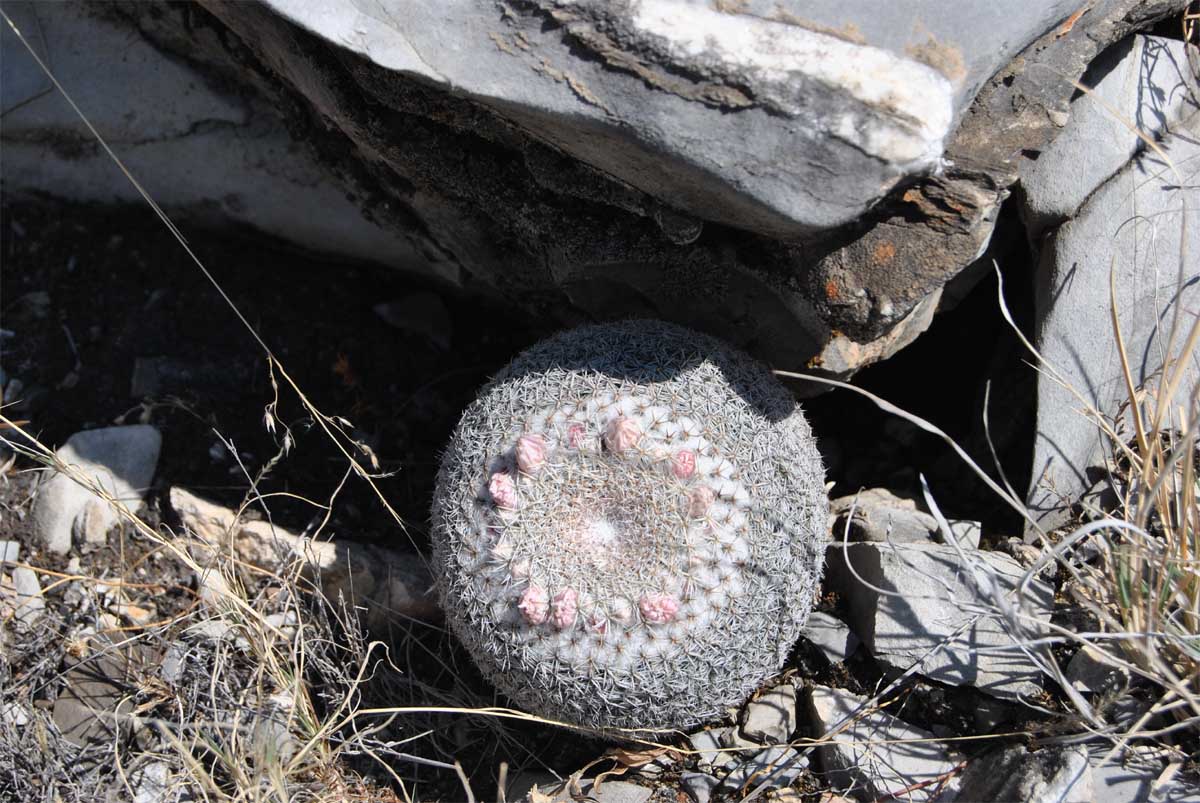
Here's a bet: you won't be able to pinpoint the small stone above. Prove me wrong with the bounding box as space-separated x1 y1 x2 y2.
131 762 171 803
160 642 187 686
1066 645 1129 694
11 567 44 626
0 541 18 564
108 599 157 626
801 612 859 665
720 745 807 794
680 772 722 803
830 488 940 544
806 685 962 802
689 727 736 770
32 425 162 554
1 701 30 727
740 683 797 744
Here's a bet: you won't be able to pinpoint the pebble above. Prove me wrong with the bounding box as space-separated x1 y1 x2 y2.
31 425 162 554
740 683 797 744
0 541 18 564
806 685 962 802
680 771 722 803
11 567 44 625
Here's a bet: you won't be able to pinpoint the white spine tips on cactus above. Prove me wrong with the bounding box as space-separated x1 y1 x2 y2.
638 593 680 624
488 471 517 509
672 449 697 479
610 597 634 624
587 611 608 634
566 423 586 449
551 588 579 630
518 584 549 625
604 416 641 453
515 433 546 474
689 485 716 518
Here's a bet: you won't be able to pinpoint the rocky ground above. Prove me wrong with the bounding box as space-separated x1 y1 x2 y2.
2 196 1198 802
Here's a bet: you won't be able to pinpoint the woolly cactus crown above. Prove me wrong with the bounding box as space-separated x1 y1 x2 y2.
432 320 827 733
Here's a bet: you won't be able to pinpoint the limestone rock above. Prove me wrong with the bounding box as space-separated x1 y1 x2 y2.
806 685 961 802
956 745 1093 803
169 487 440 626
740 683 798 745
825 542 1054 701
32 425 161 554
800 612 860 666
720 745 807 795
1021 35 1200 235
1025 35 1200 533
1 1 435 282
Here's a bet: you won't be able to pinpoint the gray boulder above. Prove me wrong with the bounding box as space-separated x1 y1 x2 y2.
1021 36 1200 235
32 426 161 554
1023 35 1200 533
806 685 961 802
6 0 1184 384
1 2 440 280
825 542 1054 701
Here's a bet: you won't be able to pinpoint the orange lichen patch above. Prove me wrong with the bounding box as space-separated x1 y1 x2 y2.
1056 7 1089 38
825 279 841 301
871 241 897 265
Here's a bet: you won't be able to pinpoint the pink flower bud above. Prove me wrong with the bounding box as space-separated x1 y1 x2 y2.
515 434 546 474
672 449 696 479
551 588 578 630
488 472 517 509
567 423 586 449
639 593 680 624
518 585 549 625
587 611 608 634
688 486 715 518
604 416 641 453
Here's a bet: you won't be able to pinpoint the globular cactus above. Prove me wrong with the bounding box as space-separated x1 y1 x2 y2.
431 321 827 732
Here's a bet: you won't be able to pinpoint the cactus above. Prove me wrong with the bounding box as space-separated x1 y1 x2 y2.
431 321 827 732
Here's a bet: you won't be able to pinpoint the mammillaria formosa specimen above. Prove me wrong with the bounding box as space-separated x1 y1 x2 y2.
431 321 827 732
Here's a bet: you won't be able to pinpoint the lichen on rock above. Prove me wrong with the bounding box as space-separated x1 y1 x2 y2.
431 320 828 732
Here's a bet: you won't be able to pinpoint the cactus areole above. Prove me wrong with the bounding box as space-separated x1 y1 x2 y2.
431 321 827 733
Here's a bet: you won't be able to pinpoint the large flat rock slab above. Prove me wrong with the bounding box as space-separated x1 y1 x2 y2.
825 542 1054 701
